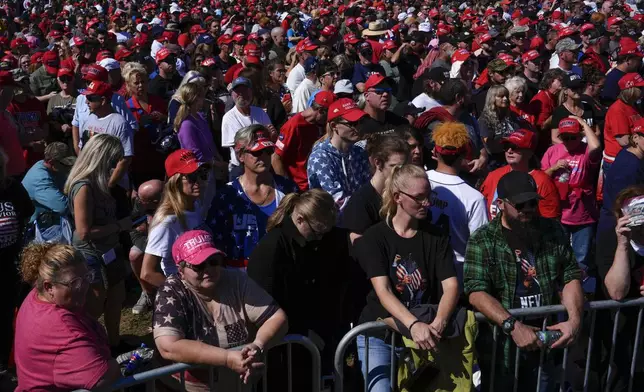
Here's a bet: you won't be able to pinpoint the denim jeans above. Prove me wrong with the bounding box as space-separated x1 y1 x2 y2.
562 223 596 294
356 335 402 392
602 160 612 180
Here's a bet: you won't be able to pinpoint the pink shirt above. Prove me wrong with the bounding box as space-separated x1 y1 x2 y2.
15 289 111 392
541 142 600 225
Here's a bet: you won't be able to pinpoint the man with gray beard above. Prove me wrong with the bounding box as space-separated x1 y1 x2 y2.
464 170 583 390
221 77 275 180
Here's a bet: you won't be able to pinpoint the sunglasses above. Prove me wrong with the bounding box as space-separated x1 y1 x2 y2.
369 87 392 95
560 134 580 142
506 198 538 211
59 76 72 83
399 190 430 206
502 143 521 151
86 94 103 102
183 168 209 183
184 256 220 273
513 33 527 39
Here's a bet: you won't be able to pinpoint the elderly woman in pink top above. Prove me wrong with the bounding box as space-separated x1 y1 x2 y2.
14 243 120 391
541 116 602 292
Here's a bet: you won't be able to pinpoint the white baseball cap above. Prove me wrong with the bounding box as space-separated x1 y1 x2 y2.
334 79 354 95
99 58 120 71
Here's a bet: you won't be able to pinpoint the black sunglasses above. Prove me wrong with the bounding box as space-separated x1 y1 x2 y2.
506 198 538 211
86 94 103 102
59 76 72 83
246 147 274 157
502 143 520 151
184 256 220 273
183 168 209 183
560 134 580 142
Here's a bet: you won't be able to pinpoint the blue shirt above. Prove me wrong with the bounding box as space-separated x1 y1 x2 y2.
72 93 138 149
21 160 68 222
351 62 386 87
207 176 298 269
601 68 626 104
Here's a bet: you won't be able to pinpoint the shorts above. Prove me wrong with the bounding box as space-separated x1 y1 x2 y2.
85 246 126 290
129 229 148 253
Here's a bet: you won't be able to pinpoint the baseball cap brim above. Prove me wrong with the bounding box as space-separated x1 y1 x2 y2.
341 108 368 122
246 139 275 152
59 156 77 166
182 247 226 266
507 192 541 205
44 65 59 74
172 160 201 176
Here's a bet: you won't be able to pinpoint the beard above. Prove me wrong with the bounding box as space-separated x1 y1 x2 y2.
505 213 540 247
235 96 250 108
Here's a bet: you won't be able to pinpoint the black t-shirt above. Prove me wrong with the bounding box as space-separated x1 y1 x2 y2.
148 74 182 102
341 182 382 234
214 55 237 75
355 220 456 324
581 94 608 132
517 73 540 104
0 179 34 266
551 104 596 131
396 52 422 102
502 226 544 310
359 111 408 137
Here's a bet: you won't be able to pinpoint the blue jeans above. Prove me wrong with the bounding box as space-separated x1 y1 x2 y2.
356 335 402 392
602 160 612 180
562 223 596 293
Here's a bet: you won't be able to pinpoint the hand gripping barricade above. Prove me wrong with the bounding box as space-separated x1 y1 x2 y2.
74 335 321 392
334 297 644 392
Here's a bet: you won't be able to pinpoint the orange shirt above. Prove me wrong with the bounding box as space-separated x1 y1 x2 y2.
480 165 561 219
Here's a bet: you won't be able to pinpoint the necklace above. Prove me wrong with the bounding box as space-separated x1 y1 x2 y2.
239 176 274 206
563 102 583 116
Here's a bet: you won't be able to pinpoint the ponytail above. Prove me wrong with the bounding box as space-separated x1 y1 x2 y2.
174 101 191 132
267 189 337 232
173 82 202 132
267 193 301 231
379 164 428 222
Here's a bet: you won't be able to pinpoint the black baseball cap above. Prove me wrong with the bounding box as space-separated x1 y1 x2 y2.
563 73 584 89
497 171 541 205
427 67 450 83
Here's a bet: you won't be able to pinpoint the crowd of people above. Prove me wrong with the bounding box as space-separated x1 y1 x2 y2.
2 0 644 390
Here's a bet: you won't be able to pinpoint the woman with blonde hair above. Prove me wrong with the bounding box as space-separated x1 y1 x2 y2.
248 189 352 390
141 149 208 289
478 85 523 167
353 164 459 392
551 74 599 144
14 243 120 391
168 70 207 125
123 61 168 186
64 134 130 352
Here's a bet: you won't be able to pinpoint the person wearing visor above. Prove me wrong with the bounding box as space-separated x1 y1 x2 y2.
208 125 298 270
466 170 583 390
149 48 182 101
308 98 371 211
352 41 386 93
154 229 287 392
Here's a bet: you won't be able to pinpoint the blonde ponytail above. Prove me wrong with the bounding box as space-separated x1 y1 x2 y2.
379 164 428 222
267 193 301 232
267 189 336 232
173 83 202 132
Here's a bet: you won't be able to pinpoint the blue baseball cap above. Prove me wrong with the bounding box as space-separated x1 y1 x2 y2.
303 56 319 74
196 34 214 45
230 77 252 91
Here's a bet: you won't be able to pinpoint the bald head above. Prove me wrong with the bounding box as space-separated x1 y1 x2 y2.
271 27 286 46
138 179 164 206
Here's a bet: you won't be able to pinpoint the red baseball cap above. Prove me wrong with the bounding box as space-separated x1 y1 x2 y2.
243 43 261 64
165 149 201 178
580 23 595 34
30 52 43 65
522 50 542 63
451 49 471 63
633 117 644 135
618 38 643 57
383 40 398 51
343 33 360 45
218 34 233 45
84 64 108 82
530 36 544 50
171 230 226 266
314 91 335 108
235 130 275 152
190 24 206 35
619 73 644 90
156 48 173 63
501 129 536 150
607 16 623 29
83 81 113 97
115 48 134 61
71 36 86 47
57 68 74 78
558 26 577 39
201 58 217 67
479 33 493 44
364 74 389 91
558 117 581 135
321 25 337 37
233 33 246 43
42 51 59 75
49 30 63 40
10 37 27 49
96 50 113 62
328 98 368 122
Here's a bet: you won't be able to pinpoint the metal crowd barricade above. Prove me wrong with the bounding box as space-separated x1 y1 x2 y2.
79 334 321 392
333 297 644 392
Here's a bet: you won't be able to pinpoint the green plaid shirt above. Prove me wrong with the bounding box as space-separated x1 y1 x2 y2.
463 214 581 372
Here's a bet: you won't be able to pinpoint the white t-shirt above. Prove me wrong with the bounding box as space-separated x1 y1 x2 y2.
221 106 273 168
83 112 134 157
150 40 164 62
291 78 317 114
411 93 442 113
145 204 205 276
426 170 488 280
286 63 305 94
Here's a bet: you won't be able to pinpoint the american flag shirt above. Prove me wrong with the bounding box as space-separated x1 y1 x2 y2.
153 271 279 389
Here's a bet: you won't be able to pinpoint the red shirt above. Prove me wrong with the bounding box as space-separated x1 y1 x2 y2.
178 33 191 48
604 99 641 161
15 289 111 392
8 97 48 167
275 113 322 191
480 165 561 220
0 112 26 176
510 104 536 127
367 39 384 64
126 95 168 186
529 89 556 130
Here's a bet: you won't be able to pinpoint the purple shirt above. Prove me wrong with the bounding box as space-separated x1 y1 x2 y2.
178 113 215 163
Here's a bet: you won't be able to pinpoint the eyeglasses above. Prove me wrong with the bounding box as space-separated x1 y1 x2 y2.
305 219 326 239
369 87 392 95
53 271 95 290
336 121 359 130
183 168 209 183
322 71 340 78
183 257 220 273
399 190 430 206
505 198 538 211
560 134 580 142
86 94 103 103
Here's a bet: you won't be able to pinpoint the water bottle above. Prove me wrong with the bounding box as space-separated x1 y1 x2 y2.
536 330 563 347
123 344 147 376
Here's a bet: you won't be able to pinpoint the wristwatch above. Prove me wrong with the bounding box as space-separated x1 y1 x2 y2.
501 316 517 335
